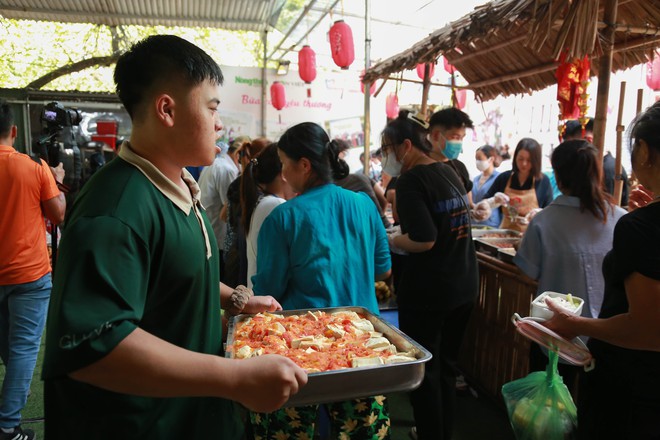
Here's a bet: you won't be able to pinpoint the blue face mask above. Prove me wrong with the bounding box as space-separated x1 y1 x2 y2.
443 140 462 160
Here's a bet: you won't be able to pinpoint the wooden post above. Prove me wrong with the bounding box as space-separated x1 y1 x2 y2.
592 0 618 159
613 81 626 205
630 89 644 183
420 63 431 117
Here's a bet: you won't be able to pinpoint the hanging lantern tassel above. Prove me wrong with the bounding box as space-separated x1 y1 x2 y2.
385 92 399 119
329 20 355 70
270 81 286 124
298 45 317 98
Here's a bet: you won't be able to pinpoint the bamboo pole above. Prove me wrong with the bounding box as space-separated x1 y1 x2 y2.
613 81 626 206
592 0 618 159
363 0 372 177
636 88 644 115
630 88 644 183
420 63 431 117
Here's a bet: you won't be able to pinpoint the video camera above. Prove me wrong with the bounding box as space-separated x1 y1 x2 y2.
41 101 83 129
34 101 83 193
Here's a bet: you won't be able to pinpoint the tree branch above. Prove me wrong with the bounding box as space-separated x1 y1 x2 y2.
27 54 121 89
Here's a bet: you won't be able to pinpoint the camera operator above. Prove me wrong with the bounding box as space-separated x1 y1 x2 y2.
35 102 83 219
0 99 66 440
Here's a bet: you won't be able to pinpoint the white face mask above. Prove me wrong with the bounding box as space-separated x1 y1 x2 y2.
382 151 403 177
476 159 490 172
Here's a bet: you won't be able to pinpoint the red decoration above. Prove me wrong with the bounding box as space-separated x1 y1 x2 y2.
328 20 355 70
416 63 435 80
455 89 467 110
443 57 456 75
646 51 660 91
556 51 590 120
270 81 286 111
298 45 317 84
360 70 376 95
385 93 399 119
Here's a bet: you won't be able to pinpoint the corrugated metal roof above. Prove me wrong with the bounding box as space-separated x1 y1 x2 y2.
0 0 285 31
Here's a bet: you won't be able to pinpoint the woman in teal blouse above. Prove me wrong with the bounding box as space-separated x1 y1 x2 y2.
251 122 392 440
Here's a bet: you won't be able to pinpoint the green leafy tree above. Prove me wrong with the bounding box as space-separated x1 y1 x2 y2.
0 18 266 91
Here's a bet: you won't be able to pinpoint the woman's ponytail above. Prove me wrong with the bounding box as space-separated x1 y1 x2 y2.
326 139 349 181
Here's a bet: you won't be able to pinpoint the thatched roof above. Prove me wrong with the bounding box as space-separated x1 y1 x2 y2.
362 0 660 101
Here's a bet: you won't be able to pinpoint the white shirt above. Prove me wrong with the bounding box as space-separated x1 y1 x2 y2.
247 195 286 288
198 153 239 248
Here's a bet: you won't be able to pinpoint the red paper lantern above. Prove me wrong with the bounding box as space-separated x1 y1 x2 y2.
360 70 376 95
298 45 317 84
270 81 286 111
443 57 456 75
328 20 355 70
455 89 467 110
646 51 660 91
416 63 435 80
385 93 399 119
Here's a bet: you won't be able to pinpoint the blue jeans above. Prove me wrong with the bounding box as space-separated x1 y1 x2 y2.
0 273 51 429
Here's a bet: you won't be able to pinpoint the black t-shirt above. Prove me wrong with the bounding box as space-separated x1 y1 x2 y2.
589 202 660 386
444 159 473 193
395 163 478 311
336 173 390 229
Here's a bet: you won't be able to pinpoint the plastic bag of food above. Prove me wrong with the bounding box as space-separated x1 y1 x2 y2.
502 351 577 439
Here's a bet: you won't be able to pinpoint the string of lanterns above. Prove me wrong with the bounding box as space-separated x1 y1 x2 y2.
271 22 470 118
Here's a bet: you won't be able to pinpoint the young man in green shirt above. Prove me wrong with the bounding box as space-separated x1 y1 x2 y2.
43 35 307 440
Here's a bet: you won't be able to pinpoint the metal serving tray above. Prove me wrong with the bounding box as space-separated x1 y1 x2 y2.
225 306 432 407
474 237 521 256
471 228 522 239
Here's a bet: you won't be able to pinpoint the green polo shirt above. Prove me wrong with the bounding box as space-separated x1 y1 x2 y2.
43 144 241 439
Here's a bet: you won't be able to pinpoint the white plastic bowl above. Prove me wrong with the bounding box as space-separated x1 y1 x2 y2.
531 291 584 320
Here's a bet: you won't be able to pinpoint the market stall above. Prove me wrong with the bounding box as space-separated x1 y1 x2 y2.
362 0 660 402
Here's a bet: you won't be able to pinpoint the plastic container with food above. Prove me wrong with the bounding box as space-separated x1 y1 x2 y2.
531 291 584 320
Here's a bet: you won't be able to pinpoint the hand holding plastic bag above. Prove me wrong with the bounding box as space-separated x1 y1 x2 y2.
502 351 577 440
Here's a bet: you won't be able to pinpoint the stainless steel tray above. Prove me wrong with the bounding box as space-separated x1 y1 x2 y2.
225 306 432 406
474 237 521 256
471 228 522 239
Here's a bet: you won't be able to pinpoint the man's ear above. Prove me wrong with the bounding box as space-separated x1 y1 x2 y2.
10 125 17 144
155 94 176 128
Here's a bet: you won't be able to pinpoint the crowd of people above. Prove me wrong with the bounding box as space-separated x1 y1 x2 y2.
0 33 658 440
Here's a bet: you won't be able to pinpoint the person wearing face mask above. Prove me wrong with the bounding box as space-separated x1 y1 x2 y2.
382 111 478 440
480 138 554 232
471 145 502 227
427 107 474 197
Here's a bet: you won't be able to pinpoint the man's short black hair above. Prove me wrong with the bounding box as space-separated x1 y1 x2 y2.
564 117 594 139
428 107 474 130
114 35 224 119
0 99 14 138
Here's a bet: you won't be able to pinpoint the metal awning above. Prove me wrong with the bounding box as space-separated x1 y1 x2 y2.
0 0 286 31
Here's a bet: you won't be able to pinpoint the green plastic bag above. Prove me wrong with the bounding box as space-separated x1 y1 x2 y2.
502 351 578 439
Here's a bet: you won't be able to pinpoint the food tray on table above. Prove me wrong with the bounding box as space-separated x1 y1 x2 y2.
474 237 521 256
471 228 522 239
225 306 432 406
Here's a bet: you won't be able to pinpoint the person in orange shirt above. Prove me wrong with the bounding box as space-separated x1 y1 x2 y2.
0 100 66 440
